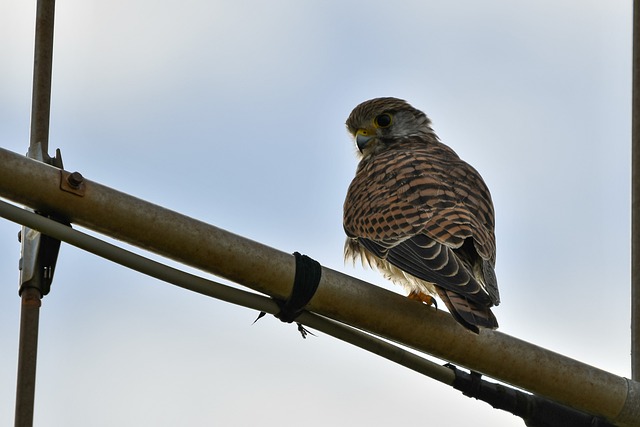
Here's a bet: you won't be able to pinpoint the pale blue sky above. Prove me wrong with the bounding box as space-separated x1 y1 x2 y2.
0 1 632 426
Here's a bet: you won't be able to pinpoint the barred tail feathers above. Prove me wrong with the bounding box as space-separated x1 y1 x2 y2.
435 288 498 333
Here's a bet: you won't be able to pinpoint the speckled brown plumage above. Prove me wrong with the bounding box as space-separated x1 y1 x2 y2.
343 97 499 333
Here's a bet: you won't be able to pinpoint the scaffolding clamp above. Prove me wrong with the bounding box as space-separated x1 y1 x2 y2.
18 144 66 297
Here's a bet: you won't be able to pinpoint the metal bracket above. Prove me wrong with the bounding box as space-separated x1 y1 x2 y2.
18 227 62 296
18 145 67 296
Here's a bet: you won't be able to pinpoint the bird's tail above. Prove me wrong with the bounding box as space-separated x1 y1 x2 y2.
435 288 498 334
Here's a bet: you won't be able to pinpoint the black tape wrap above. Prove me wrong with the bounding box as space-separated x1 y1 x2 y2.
275 252 322 323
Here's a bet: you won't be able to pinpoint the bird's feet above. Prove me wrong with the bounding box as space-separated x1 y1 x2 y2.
407 291 438 309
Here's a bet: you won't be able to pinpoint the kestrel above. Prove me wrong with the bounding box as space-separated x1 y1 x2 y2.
343 97 500 333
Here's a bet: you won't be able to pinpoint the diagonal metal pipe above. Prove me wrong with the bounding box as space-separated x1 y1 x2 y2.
0 146 638 426
0 197 458 387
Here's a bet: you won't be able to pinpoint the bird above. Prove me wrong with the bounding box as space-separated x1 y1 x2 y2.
343 97 500 333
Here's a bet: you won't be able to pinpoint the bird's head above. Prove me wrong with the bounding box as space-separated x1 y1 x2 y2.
346 97 436 158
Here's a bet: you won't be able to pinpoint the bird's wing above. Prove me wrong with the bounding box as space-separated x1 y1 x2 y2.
357 235 498 331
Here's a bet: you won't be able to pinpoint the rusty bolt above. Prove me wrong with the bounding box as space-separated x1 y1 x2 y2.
66 171 84 189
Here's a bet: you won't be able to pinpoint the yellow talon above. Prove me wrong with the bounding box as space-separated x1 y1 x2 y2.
407 291 438 309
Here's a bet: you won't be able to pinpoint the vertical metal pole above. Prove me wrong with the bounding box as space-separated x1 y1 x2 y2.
29 0 55 159
632 0 640 381
14 289 41 427
15 1 56 426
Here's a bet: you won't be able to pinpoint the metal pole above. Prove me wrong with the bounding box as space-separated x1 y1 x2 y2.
0 149 638 426
16 1 56 425
632 0 640 382
13 289 40 427
29 0 55 160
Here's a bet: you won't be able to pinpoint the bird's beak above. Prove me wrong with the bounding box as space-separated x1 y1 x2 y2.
355 129 374 151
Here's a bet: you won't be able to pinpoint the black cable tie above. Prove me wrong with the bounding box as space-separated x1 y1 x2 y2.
252 311 267 324
253 252 322 338
297 323 316 339
276 252 322 322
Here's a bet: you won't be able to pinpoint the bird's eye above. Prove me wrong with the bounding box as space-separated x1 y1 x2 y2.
374 113 392 128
